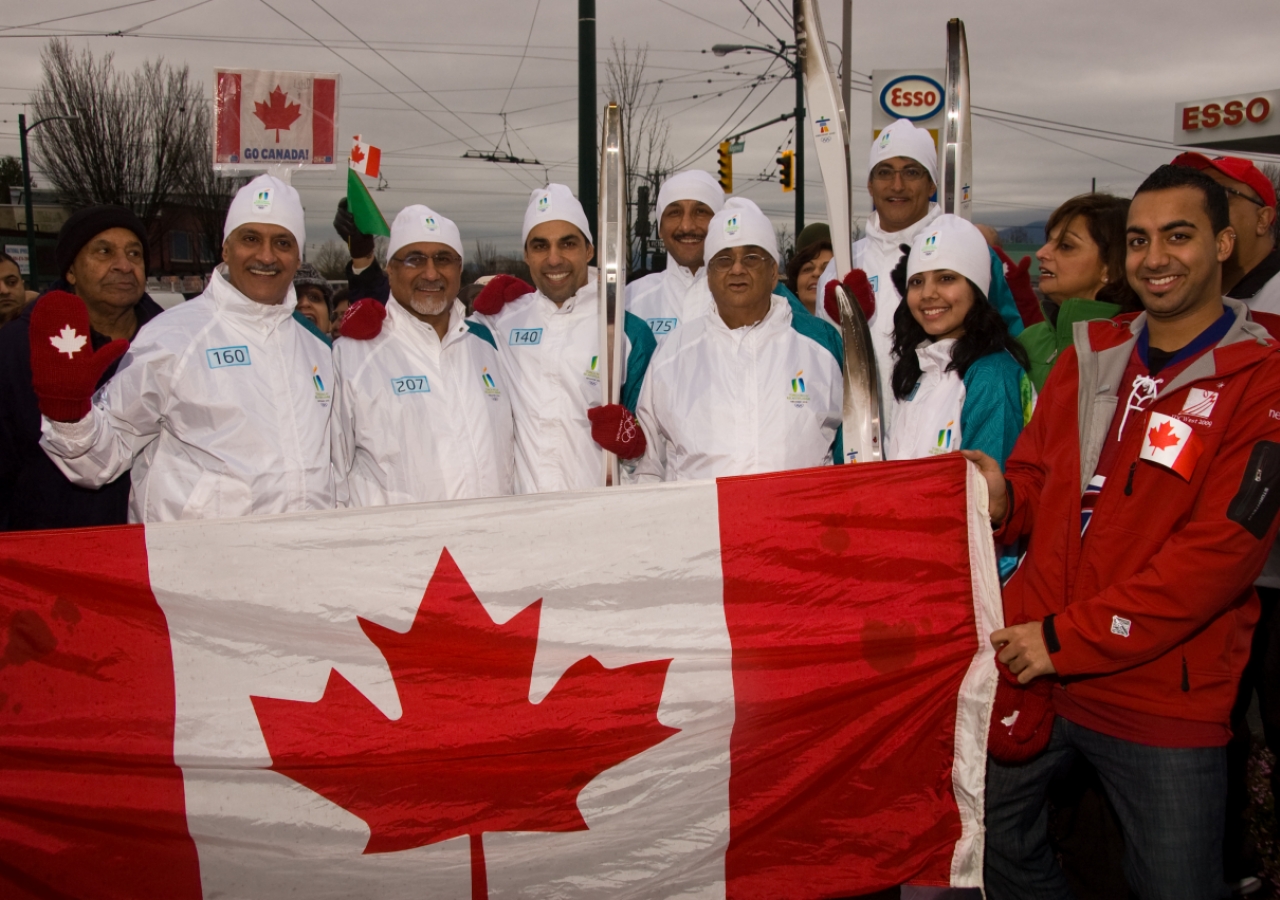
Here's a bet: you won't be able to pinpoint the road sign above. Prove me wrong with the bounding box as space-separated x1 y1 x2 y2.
4 244 29 275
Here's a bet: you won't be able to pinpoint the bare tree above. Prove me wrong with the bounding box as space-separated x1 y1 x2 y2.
31 39 205 228
176 101 241 271
312 241 351 280
605 41 674 268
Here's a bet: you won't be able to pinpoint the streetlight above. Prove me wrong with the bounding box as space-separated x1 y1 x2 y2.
18 113 77 290
710 36 805 239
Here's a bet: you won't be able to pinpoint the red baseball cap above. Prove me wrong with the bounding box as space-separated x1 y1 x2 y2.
1171 151 1277 208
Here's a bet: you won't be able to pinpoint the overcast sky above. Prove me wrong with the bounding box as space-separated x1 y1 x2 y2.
2 0 1279 254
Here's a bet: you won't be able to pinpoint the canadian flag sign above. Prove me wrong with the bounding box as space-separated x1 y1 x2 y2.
0 457 1002 899
1141 411 1205 480
350 134 381 179
213 69 340 169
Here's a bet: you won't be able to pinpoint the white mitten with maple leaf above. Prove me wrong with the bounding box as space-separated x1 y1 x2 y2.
29 290 129 422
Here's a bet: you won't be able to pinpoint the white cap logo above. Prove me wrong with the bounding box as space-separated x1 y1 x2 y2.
424 216 437 231
537 196 549 213
253 189 273 212
879 131 892 148
725 216 740 235
921 232 939 257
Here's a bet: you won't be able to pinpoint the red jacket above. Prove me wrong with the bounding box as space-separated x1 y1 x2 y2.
998 299 1280 727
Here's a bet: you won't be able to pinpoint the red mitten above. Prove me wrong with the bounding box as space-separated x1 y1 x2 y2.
994 246 1044 327
29 290 128 422
987 655 1055 764
339 298 386 340
823 269 876 323
587 404 647 459
472 275 533 316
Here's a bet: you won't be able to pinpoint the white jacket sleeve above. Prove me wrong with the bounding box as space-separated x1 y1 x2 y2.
38 339 171 488
630 369 667 484
329 345 356 507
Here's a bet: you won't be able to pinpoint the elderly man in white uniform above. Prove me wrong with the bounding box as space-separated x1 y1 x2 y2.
469 184 656 494
626 169 724 344
331 204 514 505
34 174 334 522
633 198 844 482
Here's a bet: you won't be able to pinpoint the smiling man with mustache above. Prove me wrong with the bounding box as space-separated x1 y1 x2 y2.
330 205 514 505
35 174 336 522
626 169 724 345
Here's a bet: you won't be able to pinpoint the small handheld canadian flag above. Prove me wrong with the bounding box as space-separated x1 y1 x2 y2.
350 134 381 179
1140 412 1204 481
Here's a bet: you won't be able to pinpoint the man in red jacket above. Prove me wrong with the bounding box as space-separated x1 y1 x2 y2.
965 164 1280 900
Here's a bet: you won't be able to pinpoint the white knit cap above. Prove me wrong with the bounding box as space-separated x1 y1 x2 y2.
388 204 463 260
704 197 779 264
223 174 306 245
868 118 939 186
656 169 726 218
522 183 592 245
906 214 991 297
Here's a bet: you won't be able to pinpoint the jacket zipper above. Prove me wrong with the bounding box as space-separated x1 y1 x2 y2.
1123 462 1137 496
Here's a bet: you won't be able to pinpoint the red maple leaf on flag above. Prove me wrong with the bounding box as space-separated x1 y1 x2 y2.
350 143 365 164
1147 419 1182 451
252 85 302 143
251 549 678 899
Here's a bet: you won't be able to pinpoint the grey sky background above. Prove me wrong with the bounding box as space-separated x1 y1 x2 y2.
2 0 1279 255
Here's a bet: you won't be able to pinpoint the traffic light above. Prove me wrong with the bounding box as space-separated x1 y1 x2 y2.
717 141 733 193
778 149 794 193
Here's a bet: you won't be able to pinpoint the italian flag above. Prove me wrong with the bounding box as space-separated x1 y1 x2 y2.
0 457 1002 899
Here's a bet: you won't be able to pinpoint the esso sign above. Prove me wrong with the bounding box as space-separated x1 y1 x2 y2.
1182 96 1271 131
879 75 945 122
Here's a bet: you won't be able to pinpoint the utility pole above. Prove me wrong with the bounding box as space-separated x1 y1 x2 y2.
18 114 36 290
579 0 598 242
793 0 804 238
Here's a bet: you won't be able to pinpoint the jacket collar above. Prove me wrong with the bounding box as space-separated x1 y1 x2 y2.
663 254 706 289
1227 245 1280 301
709 293 791 342
915 337 958 377
385 295 467 348
210 266 298 330
864 204 942 256
535 267 597 315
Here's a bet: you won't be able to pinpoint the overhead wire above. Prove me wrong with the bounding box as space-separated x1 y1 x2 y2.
0 0 161 33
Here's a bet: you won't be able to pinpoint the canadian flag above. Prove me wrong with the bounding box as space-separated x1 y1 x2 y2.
1140 411 1205 481
350 133 381 179
0 457 1001 899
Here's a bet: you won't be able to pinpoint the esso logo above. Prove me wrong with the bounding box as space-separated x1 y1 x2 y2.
879 75 945 122
1182 97 1272 131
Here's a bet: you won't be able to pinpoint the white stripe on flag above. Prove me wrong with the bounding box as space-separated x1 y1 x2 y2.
147 482 733 900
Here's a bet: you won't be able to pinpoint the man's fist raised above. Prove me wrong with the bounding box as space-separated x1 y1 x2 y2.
29 291 129 422
333 198 376 261
339 298 386 340
587 404 647 459
472 275 533 316
823 269 876 323
994 245 1043 327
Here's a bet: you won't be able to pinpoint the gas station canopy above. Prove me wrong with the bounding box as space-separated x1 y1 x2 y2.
1175 89 1280 155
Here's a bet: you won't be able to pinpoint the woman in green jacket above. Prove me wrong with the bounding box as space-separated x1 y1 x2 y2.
1017 193 1139 391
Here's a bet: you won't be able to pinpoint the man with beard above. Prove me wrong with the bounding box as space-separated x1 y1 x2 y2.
34 174 334 522
625 169 724 345
469 183 656 494
331 205 513 505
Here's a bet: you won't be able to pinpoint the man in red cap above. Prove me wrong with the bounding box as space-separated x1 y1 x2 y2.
1173 150 1280 898
1173 152 1278 310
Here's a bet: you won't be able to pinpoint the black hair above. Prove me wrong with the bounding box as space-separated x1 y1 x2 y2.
1135 164 1230 234
1044 193 1140 312
0 252 20 273
888 247 1029 401
785 239 833 291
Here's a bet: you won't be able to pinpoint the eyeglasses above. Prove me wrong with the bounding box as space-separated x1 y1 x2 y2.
870 165 929 184
1223 186 1266 208
708 252 771 273
391 252 461 269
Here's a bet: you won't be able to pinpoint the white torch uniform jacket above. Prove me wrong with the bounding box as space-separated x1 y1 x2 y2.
40 266 335 522
471 274 656 494
331 297 514 506
633 294 845 482
625 255 715 346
